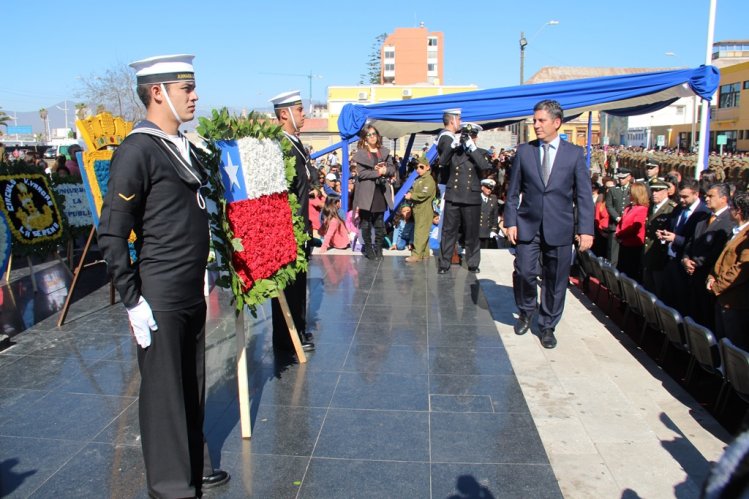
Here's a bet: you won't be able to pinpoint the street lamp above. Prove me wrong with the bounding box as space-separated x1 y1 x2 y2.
518 20 559 142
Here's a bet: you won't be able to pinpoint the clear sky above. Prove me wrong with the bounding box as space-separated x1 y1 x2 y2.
1 0 746 115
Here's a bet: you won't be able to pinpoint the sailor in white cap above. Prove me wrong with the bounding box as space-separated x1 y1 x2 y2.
435 108 492 274
479 178 500 248
98 54 229 496
268 90 316 352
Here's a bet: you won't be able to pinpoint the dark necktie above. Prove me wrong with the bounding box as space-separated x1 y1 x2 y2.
541 143 551 185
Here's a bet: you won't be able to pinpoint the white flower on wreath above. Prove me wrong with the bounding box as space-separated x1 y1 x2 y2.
237 137 287 200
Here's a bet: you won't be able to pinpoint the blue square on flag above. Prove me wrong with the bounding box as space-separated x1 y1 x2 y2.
218 140 248 203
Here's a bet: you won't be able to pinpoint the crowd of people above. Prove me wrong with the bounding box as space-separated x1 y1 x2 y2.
590 157 749 352
305 124 515 260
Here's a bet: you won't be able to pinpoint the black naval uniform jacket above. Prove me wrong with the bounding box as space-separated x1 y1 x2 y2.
436 133 492 205
284 132 316 234
98 123 209 311
479 194 500 238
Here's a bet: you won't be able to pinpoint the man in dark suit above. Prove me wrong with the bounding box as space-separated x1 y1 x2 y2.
656 177 711 314
504 100 594 349
682 183 736 328
436 114 492 274
269 90 316 352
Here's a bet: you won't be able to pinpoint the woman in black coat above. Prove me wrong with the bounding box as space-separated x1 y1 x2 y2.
352 125 396 259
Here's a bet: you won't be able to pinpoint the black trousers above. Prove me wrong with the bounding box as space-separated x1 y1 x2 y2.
514 231 573 331
715 305 749 350
440 201 480 269
617 245 643 283
359 210 385 254
137 301 213 498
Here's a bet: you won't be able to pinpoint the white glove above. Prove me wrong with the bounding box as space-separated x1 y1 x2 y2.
464 137 477 152
451 137 460 149
126 297 158 348
490 231 498 239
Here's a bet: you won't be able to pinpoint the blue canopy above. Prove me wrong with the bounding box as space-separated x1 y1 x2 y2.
337 65 720 140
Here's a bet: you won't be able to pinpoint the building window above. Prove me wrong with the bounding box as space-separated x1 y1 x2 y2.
675 106 685 115
384 47 395 60
744 80 749 90
427 63 437 72
384 64 395 71
718 82 741 108
427 37 438 47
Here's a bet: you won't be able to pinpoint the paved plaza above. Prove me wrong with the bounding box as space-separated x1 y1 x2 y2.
0 250 732 497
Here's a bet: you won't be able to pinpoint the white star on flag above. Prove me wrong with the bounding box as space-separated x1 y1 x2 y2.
223 153 240 190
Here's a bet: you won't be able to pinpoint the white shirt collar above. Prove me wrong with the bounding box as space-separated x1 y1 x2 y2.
686 198 701 214
543 135 561 150
733 221 749 238
713 206 728 217
654 198 668 212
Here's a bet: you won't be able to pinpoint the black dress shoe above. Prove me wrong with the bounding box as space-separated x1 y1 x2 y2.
202 469 230 489
468 266 480 273
438 267 449 274
541 329 557 349
514 313 531 335
303 331 314 342
301 341 315 352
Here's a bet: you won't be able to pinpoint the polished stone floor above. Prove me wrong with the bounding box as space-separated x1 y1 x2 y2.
0 254 560 498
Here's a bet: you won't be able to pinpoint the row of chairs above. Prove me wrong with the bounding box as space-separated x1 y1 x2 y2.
577 249 749 415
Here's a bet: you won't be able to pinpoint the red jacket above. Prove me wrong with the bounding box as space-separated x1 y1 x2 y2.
616 205 648 247
595 200 609 232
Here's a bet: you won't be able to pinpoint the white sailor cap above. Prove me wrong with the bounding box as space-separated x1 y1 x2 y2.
129 54 195 85
480 178 496 188
270 90 303 109
462 122 483 134
443 108 462 116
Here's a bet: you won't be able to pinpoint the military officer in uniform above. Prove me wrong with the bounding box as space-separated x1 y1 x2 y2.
269 90 316 352
605 167 632 265
642 180 676 296
479 178 500 249
436 114 492 274
98 54 229 498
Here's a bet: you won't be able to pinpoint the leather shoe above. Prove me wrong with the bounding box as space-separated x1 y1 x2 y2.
438 267 449 274
514 313 531 335
303 331 314 342
468 266 480 273
203 469 230 489
302 341 315 352
541 329 557 349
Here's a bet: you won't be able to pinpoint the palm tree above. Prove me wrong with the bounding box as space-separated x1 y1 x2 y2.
0 107 10 134
39 107 48 142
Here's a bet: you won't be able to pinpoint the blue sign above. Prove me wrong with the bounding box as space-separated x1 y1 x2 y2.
559 133 569 141
7 125 33 135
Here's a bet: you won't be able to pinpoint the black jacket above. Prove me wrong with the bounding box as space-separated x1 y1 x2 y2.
98 124 209 311
436 132 492 205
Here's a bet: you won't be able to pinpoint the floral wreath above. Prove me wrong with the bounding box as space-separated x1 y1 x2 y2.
196 108 309 315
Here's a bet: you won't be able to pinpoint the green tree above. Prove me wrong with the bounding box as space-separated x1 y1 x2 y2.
360 32 388 85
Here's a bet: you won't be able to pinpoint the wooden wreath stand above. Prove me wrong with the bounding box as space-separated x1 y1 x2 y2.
235 288 306 439
57 225 114 327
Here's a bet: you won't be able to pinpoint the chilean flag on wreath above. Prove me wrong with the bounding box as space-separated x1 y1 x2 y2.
218 137 298 291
